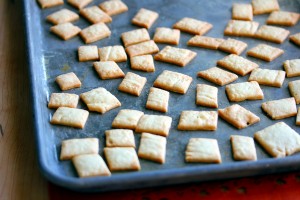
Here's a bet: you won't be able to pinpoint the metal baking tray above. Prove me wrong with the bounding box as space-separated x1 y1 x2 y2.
23 0 300 192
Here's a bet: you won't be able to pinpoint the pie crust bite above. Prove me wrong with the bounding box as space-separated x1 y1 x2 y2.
80 6 112 24
230 135 257 161
232 3 253 21
50 23 81 40
218 38 247 55
225 81 264 102
105 129 135 148
153 27 180 45
47 9 79 25
93 61 125 80
98 46 127 62
118 72 147 96
247 44 284 62
197 67 238 86
99 0 128 16
177 111 218 131
248 68 286 87
80 23 111 44
261 97 297 120
173 17 213 35
131 8 159 29
224 20 259 37
254 25 290 44
146 87 170 113
112 109 144 130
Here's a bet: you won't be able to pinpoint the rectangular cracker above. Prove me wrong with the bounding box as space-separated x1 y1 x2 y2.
50 23 81 40
218 104 260 129
130 55 155 72
289 80 300 104
146 87 170 113
112 109 144 129
99 0 128 16
231 135 257 161
173 17 212 35
47 9 79 25
153 27 180 45
48 93 79 109
232 4 253 21
80 23 111 44
138 133 167 164
105 129 135 147
93 61 125 80
187 36 225 50
224 20 259 37
284 59 300 77
296 108 300 125
185 138 221 163
177 111 218 131
197 67 238 86
218 38 248 55
196 84 218 108
131 8 159 29
154 46 197 67
248 68 286 87
121 28 150 47
50 107 89 129
67 0 92 9
290 33 300 46
60 138 99 160
267 11 300 26
254 25 290 44
98 45 127 62
217 54 259 76
80 6 112 24
262 97 297 120
225 81 264 102
135 114 172 137
125 40 159 57
252 0 280 15
247 44 284 62
78 45 99 62
38 0 64 9
80 87 121 114
55 72 81 91
153 70 193 94
118 72 147 96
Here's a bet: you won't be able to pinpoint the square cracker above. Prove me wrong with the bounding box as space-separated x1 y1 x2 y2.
284 59 300 77
105 129 135 147
218 104 260 129
125 40 159 57
118 72 147 96
72 154 111 177
217 54 259 76
55 72 81 91
99 0 128 16
98 45 127 62
153 70 193 94
254 122 300 157
267 11 300 26
131 8 159 29
252 0 279 15
80 6 112 24
67 0 92 9
80 23 111 44
185 138 221 163
290 33 300 46
224 20 259 37
121 28 150 47
289 80 300 104
93 61 125 80
173 17 212 35
146 87 170 113
232 4 253 21
135 114 172 137
296 108 300 125
153 27 180 45
254 25 290 44
154 46 197 67
48 93 79 109
196 84 218 108
130 55 155 72
177 111 218 131
78 46 99 62
37 0 63 9
247 44 284 62
60 138 99 160
50 107 89 129
248 68 286 87
47 9 79 25
104 147 141 171
218 38 247 55
50 23 81 40
197 67 238 86
187 36 225 50
112 109 144 129
225 81 264 102
80 87 121 114
138 133 167 164
230 135 257 161
262 97 297 120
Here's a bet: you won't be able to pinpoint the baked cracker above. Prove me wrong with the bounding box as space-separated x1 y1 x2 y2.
177 111 218 131
47 9 79 25
289 80 300 104
55 72 81 91
248 68 286 87
196 84 218 108
173 17 213 35
38 0 64 9
50 22 81 40
105 129 135 148
230 135 257 161
247 44 284 62
284 59 300 77
67 0 92 9
290 33 300 46
197 67 238 86
146 87 170 113
254 25 290 44
225 81 264 102
98 45 127 62
125 40 159 57
48 93 79 109
99 0 128 16
121 28 150 47
187 36 224 50
80 23 111 44
232 3 253 21
267 11 300 26
252 0 280 15
153 27 180 45
80 6 112 24
131 8 159 29
78 45 99 62
224 20 259 37
261 97 297 120
218 38 248 55
130 55 155 72
112 109 144 129
93 61 125 80
118 72 147 96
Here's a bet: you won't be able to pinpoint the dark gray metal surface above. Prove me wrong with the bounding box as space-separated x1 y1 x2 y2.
23 0 300 192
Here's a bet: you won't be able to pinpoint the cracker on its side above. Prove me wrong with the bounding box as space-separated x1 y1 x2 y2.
187 36 225 50
47 9 79 25
296 108 300 126
153 27 180 45
130 55 155 72
254 122 300 157
267 11 300 26
197 67 238 86
146 87 170 113
48 93 79 109
105 129 135 148
248 68 286 87
99 0 128 16
138 133 167 164
177 111 218 131
290 33 300 47
125 40 159 57
173 17 213 35
225 81 264 102
131 8 159 29
118 72 147 96
112 109 144 129
67 0 92 9
230 135 257 161
252 0 280 15
224 20 259 37
218 38 247 55
78 45 99 62
254 25 290 44
80 23 111 44
55 72 82 91
218 104 260 129
261 97 297 120
50 22 81 40
196 84 218 108
154 46 197 67
121 28 150 47
98 45 127 62
289 80 300 104
247 44 284 62
37 0 64 9
232 3 253 21
94 61 125 80
80 6 112 24
284 59 300 77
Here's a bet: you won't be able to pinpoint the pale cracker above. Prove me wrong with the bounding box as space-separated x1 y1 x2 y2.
218 38 247 55
50 107 89 129
67 0 92 9
248 68 286 87
154 46 197 67
48 93 79 109
130 55 155 72
135 114 172 137
296 108 300 125
80 87 121 114
112 109 144 129
125 40 159 57
254 122 300 158
98 45 127 62
252 0 280 15
93 61 125 80
146 87 170 113
261 97 297 120
153 27 180 45
78 46 99 62
247 44 284 62
254 25 290 44
118 72 147 96
80 6 112 24
173 17 212 35
224 20 259 37
55 72 81 91
217 54 259 76
37 0 63 9
197 67 238 86
72 154 111 177
80 23 111 44
138 133 167 164
196 84 218 108
290 33 300 46
230 135 257 161
267 11 300 26
289 80 300 104
232 4 253 21
187 36 225 50
131 8 159 29
121 28 150 47
60 138 99 160
105 129 135 148
47 9 79 25
218 104 260 129
225 81 264 102
99 0 128 16
284 59 300 77
153 70 193 94
177 111 218 131
185 138 221 163
50 23 81 40
104 147 141 171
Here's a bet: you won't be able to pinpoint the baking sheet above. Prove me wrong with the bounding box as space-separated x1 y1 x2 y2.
23 0 300 192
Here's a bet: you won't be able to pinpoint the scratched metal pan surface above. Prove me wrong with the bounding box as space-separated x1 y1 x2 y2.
23 0 300 192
